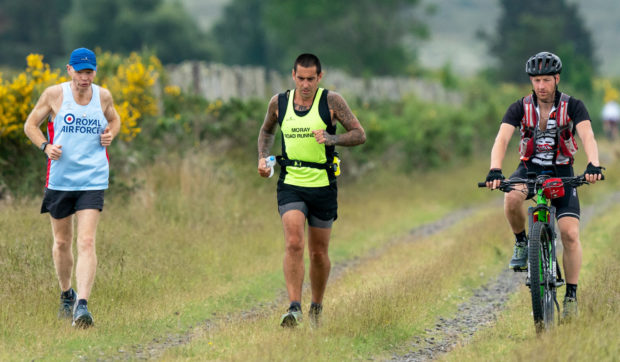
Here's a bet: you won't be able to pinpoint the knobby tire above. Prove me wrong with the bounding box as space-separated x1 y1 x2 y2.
528 222 556 333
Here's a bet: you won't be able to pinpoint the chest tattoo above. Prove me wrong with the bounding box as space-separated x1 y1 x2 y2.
294 103 310 112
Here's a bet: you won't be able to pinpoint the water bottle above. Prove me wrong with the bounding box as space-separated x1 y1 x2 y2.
266 155 276 178
333 154 341 176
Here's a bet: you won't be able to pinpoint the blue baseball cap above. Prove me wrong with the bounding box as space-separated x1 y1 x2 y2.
69 48 97 71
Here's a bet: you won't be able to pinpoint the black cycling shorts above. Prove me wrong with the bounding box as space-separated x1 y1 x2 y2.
277 181 338 228
41 189 105 219
509 162 580 220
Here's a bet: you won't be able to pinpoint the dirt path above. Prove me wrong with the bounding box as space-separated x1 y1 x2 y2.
101 207 478 360
388 191 620 362
97 191 620 361
389 269 522 361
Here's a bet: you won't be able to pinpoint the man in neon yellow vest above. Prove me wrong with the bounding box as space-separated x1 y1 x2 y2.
258 53 366 327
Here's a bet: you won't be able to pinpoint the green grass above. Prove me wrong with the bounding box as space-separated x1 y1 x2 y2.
161 207 511 360
442 203 620 362
1 142 618 360
439 140 620 362
0 151 495 360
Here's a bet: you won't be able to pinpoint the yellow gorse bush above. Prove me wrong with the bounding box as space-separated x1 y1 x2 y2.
98 52 161 141
0 54 67 139
596 79 619 103
0 52 161 143
164 85 181 97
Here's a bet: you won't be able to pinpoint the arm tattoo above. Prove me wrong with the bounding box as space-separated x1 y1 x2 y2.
258 95 279 158
325 134 339 146
327 92 366 146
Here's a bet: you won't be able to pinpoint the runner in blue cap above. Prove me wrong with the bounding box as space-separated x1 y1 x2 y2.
24 47 121 328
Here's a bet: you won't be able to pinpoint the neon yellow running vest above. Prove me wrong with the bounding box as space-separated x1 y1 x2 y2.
281 88 330 187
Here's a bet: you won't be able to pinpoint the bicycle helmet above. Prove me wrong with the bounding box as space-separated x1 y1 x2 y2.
525 52 562 76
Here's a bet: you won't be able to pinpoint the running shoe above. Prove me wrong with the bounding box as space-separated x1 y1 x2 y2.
509 241 528 270
308 303 323 328
72 303 94 328
562 296 578 322
58 288 77 320
280 308 302 328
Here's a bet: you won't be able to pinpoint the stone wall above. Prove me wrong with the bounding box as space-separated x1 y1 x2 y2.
166 61 461 104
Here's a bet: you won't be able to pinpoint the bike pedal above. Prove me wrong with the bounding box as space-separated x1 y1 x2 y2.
555 279 565 287
512 267 528 273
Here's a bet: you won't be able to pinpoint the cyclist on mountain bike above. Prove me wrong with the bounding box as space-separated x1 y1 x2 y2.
257 53 366 328
484 51 603 319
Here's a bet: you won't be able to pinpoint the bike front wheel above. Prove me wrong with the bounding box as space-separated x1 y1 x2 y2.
528 221 556 332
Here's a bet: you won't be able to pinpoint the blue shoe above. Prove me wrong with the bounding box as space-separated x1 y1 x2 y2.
72 303 94 328
509 241 528 270
58 288 77 320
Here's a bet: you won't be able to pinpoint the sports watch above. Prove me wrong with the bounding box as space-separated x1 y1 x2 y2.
40 141 49 152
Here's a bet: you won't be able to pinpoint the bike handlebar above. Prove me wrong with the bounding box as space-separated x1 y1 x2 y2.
478 173 603 193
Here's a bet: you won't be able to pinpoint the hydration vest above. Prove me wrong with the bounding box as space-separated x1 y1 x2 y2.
518 92 578 162
277 88 337 186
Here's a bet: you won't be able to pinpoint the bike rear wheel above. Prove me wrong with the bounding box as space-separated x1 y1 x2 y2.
528 222 556 332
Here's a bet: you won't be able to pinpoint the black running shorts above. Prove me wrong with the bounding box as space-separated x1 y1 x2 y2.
277 181 338 228
509 162 580 220
41 189 105 219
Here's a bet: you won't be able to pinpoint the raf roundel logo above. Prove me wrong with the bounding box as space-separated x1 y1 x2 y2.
64 113 75 124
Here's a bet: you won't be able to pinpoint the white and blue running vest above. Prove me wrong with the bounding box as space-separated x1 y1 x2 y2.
46 82 109 190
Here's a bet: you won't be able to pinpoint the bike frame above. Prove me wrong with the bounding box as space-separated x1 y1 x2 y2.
527 188 563 320
478 172 598 332
528 188 560 284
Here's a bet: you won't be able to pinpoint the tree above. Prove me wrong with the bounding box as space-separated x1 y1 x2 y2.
61 0 211 64
0 0 65 67
212 0 429 75
488 0 596 92
142 1 217 63
212 0 270 67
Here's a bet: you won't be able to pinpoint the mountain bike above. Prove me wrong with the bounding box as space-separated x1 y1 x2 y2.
477 172 597 332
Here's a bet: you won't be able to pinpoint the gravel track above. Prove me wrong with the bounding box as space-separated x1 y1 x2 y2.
92 191 620 361
390 269 523 361
389 191 620 361
96 207 476 360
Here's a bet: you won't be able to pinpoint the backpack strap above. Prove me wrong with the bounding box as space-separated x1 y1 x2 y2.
554 92 577 162
522 94 537 128
277 90 290 126
556 93 571 128
519 94 538 160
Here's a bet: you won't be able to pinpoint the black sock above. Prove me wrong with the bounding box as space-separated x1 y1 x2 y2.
289 301 301 312
515 231 527 244
310 302 322 309
78 299 88 306
566 284 577 299
61 289 73 298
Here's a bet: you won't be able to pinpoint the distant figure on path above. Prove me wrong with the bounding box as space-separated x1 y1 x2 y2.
601 99 619 140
